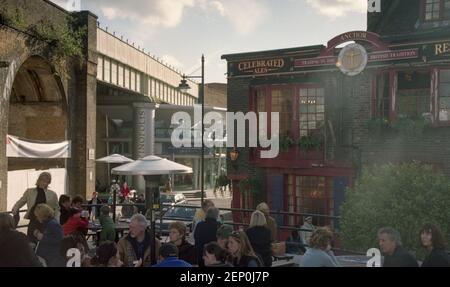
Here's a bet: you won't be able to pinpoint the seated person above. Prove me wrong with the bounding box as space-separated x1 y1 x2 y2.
121 198 137 218
286 230 307 254
151 243 193 267
62 208 89 236
99 205 116 244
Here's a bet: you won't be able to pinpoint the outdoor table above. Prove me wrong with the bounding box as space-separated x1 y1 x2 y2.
335 255 370 267
87 220 130 245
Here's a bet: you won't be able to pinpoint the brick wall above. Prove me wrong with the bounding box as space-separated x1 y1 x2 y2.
205 83 227 108
0 0 97 210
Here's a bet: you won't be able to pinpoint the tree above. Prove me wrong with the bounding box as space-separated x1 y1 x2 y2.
340 162 450 259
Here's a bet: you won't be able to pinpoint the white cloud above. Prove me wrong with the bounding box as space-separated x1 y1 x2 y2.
204 0 270 35
161 55 185 70
85 0 195 28
51 0 269 35
305 0 366 19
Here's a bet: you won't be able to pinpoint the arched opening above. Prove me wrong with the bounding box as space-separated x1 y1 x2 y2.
7 56 68 209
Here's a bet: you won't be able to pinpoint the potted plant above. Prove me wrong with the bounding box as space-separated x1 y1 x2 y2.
298 134 323 151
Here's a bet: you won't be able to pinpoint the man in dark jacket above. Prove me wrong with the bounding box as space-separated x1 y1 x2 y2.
194 207 221 267
87 192 104 219
378 227 418 267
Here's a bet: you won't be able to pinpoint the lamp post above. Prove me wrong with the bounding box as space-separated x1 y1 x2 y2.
178 55 205 205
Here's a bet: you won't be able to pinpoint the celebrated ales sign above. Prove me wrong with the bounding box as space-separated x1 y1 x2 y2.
237 58 285 75
228 57 292 76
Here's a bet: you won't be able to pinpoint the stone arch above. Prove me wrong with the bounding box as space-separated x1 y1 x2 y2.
0 54 69 210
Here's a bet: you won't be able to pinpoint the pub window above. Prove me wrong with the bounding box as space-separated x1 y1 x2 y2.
374 72 390 120
439 69 450 121
396 71 431 119
299 88 325 137
424 0 450 21
286 175 332 227
272 88 293 138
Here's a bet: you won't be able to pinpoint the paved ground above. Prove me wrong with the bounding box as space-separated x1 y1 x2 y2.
177 188 232 210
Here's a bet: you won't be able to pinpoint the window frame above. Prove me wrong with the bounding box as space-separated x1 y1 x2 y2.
421 0 450 22
371 67 450 126
251 83 324 143
284 174 333 227
437 68 450 125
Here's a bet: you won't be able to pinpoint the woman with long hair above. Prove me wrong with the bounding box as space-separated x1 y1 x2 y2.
227 230 262 267
420 223 450 267
246 210 272 267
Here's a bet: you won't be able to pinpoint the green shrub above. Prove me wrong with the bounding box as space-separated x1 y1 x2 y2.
340 162 450 259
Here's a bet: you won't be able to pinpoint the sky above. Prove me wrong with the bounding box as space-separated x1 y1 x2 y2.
50 0 368 83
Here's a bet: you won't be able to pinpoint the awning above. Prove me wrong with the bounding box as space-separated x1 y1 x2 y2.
6 135 71 158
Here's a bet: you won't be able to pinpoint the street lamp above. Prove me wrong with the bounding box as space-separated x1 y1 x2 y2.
178 55 205 204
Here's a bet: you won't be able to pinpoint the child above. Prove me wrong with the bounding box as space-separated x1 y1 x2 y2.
99 205 116 244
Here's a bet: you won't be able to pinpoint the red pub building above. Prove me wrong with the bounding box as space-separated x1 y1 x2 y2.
222 0 450 239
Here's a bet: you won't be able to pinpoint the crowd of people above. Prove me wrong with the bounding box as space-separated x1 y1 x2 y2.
1 172 449 267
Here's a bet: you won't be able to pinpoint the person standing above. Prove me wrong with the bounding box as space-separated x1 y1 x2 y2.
378 227 418 267
300 216 315 246
194 207 221 267
121 182 130 201
87 192 103 220
192 199 215 232
34 204 64 267
12 172 59 243
420 223 450 267
256 202 278 242
245 210 273 267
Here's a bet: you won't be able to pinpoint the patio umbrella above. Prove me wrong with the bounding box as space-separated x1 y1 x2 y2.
96 154 134 164
112 155 192 265
96 154 134 222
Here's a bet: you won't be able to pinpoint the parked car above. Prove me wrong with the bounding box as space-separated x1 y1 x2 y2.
155 206 196 236
160 193 186 206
